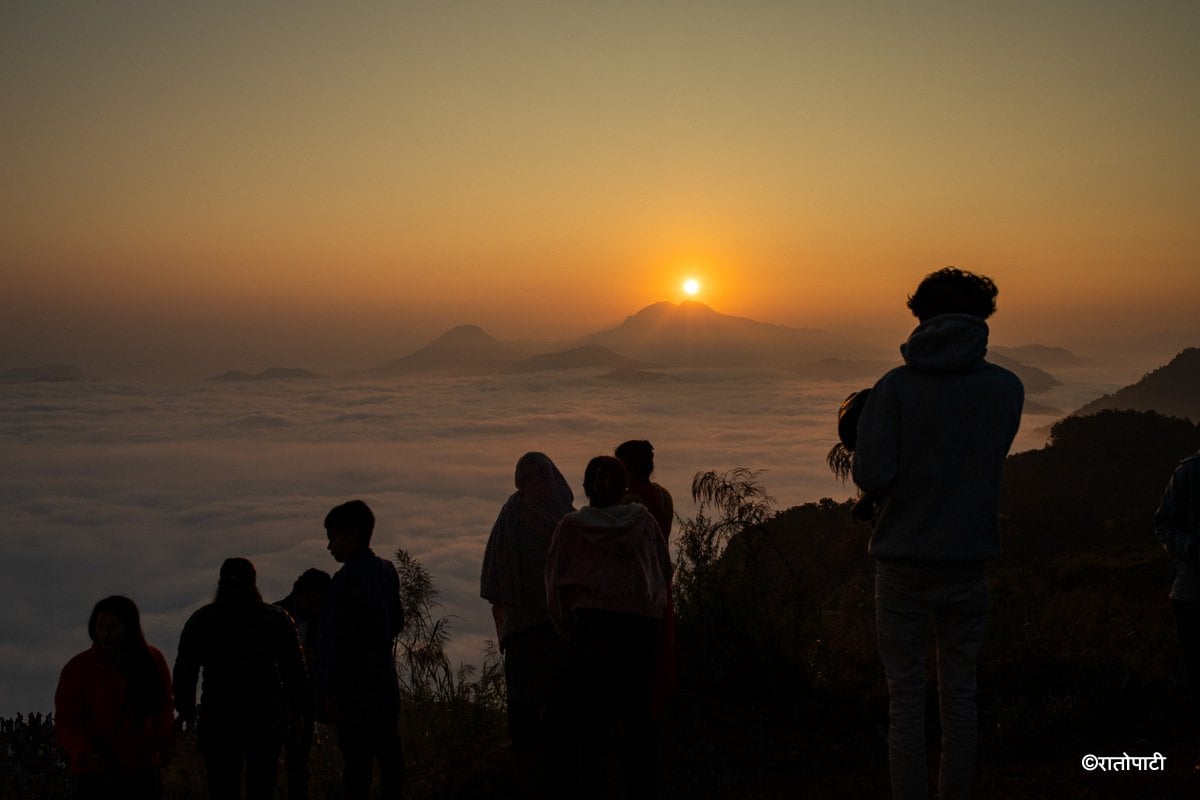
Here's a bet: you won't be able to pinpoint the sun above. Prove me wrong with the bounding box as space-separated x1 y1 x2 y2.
683 278 701 296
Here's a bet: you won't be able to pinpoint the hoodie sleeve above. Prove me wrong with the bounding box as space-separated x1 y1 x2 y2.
1156 460 1200 564
544 518 570 636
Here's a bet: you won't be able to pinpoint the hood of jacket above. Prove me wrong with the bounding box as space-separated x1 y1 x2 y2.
565 503 655 557
900 313 989 373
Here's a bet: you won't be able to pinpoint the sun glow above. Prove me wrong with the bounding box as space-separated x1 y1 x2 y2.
683 278 700 296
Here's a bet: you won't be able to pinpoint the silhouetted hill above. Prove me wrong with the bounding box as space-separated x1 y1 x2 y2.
991 343 1091 369
366 325 520 376
988 352 1060 394
694 408 1200 789
597 368 682 384
0 364 82 382
208 367 322 381
1071 347 1200 421
581 301 887 367
502 344 653 373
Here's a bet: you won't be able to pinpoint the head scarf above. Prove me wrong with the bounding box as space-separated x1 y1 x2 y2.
481 452 574 612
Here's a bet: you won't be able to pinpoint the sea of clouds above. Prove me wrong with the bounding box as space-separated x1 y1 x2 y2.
0 366 1088 715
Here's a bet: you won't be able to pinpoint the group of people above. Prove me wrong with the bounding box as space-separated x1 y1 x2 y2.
480 442 676 798
477 267 1029 800
59 267 1200 800
54 500 404 800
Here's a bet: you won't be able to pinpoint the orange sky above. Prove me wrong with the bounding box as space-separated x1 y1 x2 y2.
3 2 1198 368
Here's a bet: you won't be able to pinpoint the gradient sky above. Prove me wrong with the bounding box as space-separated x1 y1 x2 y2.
3 1 1198 369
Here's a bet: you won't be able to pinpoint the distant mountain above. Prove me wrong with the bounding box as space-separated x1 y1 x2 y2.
579 301 886 367
598 368 682 384
366 325 520 376
988 352 1060 394
992 344 1091 369
0 364 82 382
1072 347 1200 421
790 358 898 383
503 344 654 373
209 367 322 382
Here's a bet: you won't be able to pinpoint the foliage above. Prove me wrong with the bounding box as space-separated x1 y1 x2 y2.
674 468 775 619
393 546 506 712
672 468 826 699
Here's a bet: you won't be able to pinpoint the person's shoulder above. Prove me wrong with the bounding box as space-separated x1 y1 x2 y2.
184 602 218 625
60 648 96 673
1178 452 1200 471
147 645 171 670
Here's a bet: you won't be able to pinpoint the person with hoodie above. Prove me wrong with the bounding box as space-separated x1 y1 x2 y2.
544 455 673 800
174 558 308 800
853 267 1023 800
481 452 575 750
55 595 175 800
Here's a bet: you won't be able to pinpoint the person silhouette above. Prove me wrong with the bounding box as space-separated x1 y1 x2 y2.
274 568 331 800
615 439 678 717
174 558 307 800
316 500 406 800
55 595 175 800
1155 449 1200 760
544 455 673 800
481 452 574 751
853 267 1023 800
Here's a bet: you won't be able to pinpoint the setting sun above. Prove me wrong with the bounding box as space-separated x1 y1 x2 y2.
683 278 700 296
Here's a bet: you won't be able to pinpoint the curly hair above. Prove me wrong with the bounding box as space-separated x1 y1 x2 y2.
906 267 998 321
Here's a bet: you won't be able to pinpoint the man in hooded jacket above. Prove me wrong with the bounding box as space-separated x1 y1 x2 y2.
545 455 672 800
853 267 1023 800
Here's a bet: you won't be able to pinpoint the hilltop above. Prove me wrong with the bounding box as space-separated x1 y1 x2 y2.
580 300 887 367
365 301 899 376
1071 347 1200 421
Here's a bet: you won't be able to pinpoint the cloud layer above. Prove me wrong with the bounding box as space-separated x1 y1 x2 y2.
1 366 1080 715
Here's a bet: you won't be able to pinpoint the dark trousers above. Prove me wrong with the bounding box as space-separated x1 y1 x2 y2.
204 742 281 800
338 711 404 800
72 768 161 800
1174 600 1200 721
503 622 566 750
283 715 315 800
548 609 660 800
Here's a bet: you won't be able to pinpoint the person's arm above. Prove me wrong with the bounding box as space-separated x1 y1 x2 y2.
149 648 176 762
544 520 569 637
54 657 98 773
1155 463 1199 563
172 617 201 728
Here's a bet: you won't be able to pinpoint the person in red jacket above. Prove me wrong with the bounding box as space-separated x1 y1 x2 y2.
55 595 175 800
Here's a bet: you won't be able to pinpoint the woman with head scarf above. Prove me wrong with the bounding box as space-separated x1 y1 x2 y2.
55 595 175 800
481 452 575 750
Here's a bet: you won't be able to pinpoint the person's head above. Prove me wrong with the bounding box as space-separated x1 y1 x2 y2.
582 455 629 508
614 440 655 482
324 499 375 563
292 567 332 615
906 267 998 322
215 557 262 604
88 595 148 655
